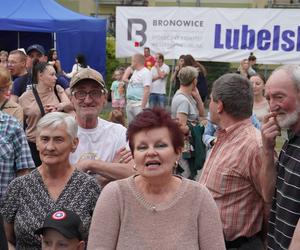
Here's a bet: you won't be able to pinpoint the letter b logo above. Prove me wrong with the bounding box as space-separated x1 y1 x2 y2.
128 18 147 47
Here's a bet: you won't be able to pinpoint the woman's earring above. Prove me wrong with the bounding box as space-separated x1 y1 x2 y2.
133 164 137 171
173 161 178 174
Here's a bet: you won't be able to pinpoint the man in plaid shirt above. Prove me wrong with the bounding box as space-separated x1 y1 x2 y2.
0 111 34 207
199 73 265 249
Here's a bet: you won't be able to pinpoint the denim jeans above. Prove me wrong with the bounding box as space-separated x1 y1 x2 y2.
149 93 166 108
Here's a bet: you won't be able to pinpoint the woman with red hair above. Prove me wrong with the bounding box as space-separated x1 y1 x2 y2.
88 108 225 250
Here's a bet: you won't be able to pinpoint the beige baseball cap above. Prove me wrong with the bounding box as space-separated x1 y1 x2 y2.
70 68 107 92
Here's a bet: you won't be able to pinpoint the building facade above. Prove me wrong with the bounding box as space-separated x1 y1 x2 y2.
57 0 300 35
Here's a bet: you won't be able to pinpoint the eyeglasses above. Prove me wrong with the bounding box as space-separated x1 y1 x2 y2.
8 60 22 66
73 90 103 100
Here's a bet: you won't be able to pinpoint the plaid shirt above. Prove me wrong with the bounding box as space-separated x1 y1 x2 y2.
0 111 34 206
199 119 264 241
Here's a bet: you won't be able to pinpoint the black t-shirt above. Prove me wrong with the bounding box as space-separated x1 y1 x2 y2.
12 73 30 97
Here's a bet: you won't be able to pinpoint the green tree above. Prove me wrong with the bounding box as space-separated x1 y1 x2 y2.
201 61 231 94
106 36 122 91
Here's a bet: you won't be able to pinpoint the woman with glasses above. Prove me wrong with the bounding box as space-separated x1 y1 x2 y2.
19 61 73 167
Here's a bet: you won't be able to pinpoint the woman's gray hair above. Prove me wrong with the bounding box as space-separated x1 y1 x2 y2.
178 66 198 86
272 65 300 91
36 112 78 140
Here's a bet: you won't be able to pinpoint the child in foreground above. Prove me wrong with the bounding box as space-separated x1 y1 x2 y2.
35 209 85 250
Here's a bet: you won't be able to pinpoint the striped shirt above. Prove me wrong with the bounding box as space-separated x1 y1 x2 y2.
199 119 264 241
267 134 300 250
0 111 34 206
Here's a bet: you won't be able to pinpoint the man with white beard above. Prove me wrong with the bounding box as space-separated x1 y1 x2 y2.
261 65 300 250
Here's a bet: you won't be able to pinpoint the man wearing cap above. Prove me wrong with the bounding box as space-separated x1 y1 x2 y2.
69 68 134 186
26 44 48 66
35 209 85 250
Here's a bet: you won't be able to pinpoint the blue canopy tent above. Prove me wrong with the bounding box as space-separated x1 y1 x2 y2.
0 0 106 76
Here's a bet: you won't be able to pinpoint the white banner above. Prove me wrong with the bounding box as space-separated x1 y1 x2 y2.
116 7 300 64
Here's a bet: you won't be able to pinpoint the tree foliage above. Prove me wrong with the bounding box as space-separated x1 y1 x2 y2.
201 61 231 94
105 36 122 89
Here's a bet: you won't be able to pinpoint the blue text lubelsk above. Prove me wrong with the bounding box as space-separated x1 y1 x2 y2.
214 24 300 51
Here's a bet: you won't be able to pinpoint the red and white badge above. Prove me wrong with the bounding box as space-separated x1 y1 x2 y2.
52 211 66 220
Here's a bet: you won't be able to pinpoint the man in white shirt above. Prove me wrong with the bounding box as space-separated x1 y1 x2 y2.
126 53 152 124
149 53 170 108
69 68 134 186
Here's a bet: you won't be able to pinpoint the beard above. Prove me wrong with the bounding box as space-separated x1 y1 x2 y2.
276 106 300 129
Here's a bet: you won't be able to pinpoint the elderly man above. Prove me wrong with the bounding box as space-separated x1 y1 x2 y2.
261 65 300 250
199 73 265 249
126 53 152 124
69 68 134 186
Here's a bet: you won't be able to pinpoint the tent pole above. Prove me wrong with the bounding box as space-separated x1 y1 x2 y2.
53 32 57 49
17 32 20 48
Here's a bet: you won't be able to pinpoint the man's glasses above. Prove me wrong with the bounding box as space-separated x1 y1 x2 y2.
7 60 21 66
73 90 103 100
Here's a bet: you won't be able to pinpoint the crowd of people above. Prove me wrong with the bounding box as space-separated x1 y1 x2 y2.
0 43 300 250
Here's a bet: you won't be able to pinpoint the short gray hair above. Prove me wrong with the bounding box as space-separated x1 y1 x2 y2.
211 73 253 119
36 112 78 140
178 66 198 86
272 65 300 91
